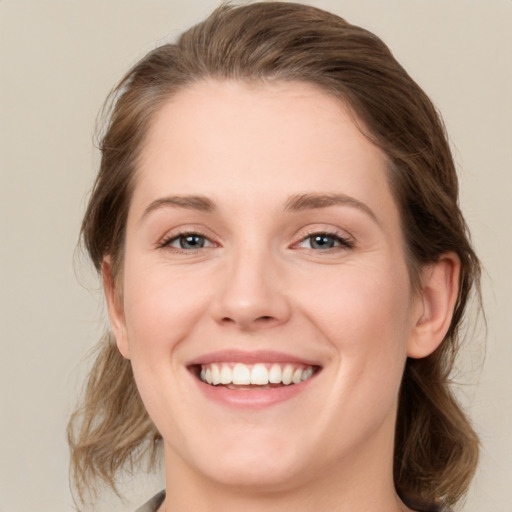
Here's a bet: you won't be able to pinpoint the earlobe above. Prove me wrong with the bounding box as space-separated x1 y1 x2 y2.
102 257 131 359
407 253 460 359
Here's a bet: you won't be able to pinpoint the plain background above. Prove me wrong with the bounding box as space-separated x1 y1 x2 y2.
1 1 511 511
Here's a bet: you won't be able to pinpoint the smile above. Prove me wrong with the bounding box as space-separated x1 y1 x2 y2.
187 350 322 408
199 362 316 388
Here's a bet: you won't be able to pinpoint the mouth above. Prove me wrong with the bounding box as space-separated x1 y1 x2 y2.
186 350 323 408
190 362 320 390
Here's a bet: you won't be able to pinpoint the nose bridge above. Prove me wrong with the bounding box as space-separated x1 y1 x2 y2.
213 239 290 329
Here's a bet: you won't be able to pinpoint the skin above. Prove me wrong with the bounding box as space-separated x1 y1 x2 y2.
103 80 460 512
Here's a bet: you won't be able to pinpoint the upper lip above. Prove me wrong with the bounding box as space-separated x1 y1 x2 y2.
186 349 321 367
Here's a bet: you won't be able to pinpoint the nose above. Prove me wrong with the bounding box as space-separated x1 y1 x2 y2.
211 246 292 331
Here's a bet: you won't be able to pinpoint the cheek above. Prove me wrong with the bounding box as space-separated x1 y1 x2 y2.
120 260 215 429
302 259 412 340
257 259 412 462
121 259 213 358
297 260 412 391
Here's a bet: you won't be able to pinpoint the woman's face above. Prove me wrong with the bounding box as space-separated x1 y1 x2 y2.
106 80 424 491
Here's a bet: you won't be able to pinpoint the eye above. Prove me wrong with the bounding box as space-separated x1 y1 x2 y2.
160 232 214 250
297 232 353 250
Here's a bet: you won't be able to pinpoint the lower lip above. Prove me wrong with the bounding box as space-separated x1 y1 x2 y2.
191 372 318 409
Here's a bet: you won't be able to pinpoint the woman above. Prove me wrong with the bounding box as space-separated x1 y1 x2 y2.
68 3 481 511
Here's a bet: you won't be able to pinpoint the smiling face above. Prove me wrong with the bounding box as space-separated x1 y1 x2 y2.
104 80 428 501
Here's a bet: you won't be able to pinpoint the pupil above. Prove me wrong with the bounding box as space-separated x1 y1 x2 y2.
311 234 334 249
180 235 204 249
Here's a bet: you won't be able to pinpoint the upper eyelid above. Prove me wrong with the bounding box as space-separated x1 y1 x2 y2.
158 230 216 249
157 224 218 243
294 226 354 242
294 232 354 249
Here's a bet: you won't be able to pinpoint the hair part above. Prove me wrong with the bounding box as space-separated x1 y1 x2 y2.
69 2 481 508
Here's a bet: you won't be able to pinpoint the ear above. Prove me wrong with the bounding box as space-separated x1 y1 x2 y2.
407 252 460 359
102 256 131 359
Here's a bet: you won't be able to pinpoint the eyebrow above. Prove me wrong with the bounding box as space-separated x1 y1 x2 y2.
284 193 379 224
141 192 378 224
141 195 216 220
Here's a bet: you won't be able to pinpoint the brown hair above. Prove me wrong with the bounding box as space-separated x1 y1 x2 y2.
68 2 481 509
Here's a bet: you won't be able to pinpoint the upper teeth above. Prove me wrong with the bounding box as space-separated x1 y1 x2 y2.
199 362 314 386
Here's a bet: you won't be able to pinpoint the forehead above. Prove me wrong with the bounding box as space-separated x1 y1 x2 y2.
132 79 398 226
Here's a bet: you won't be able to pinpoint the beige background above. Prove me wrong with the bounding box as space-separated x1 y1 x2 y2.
1 1 511 511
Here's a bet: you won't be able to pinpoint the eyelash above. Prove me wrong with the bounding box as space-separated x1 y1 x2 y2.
158 230 215 253
158 229 354 253
295 230 354 251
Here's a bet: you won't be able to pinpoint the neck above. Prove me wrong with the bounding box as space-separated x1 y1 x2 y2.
161 433 412 512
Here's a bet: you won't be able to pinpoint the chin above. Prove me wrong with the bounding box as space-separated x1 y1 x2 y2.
198 455 307 491
181 428 314 491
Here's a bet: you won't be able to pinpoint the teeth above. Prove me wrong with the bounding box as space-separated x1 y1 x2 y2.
250 363 269 385
220 364 231 384
211 363 221 385
282 365 293 385
301 367 314 381
268 364 282 384
198 362 316 387
232 363 251 385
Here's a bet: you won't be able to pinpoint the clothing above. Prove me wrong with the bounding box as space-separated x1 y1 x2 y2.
134 490 165 512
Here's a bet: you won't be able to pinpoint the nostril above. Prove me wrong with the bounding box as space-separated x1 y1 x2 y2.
255 315 275 323
218 315 279 331
221 315 274 323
